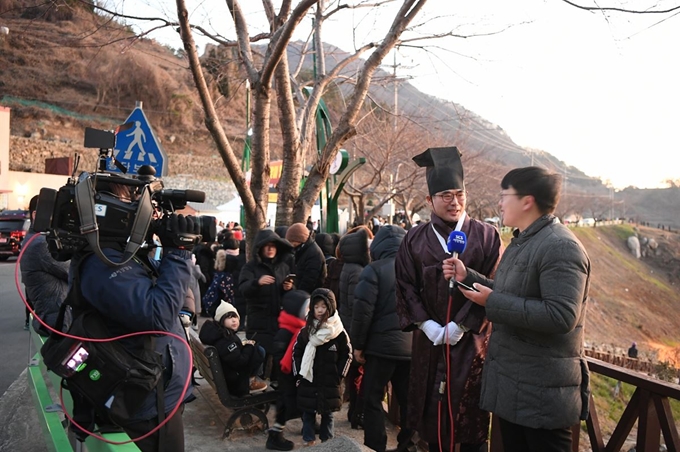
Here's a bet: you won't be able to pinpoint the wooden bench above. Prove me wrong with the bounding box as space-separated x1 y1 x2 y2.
187 328 279 438
28 321 140 451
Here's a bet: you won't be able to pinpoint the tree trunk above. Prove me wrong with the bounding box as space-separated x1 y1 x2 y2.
274 48 303 227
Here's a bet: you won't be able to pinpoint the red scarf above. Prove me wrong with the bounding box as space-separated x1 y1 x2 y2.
278 311 306 374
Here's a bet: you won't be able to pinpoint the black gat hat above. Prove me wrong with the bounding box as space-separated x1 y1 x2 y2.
412 146 465 195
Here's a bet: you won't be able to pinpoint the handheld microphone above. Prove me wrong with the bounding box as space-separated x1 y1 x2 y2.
447 230 467 289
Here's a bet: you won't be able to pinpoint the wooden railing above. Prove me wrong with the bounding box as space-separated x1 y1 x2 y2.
584 348 658 375
489 357 680 452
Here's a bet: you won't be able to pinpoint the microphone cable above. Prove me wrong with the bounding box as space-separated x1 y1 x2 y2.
437 275 457 452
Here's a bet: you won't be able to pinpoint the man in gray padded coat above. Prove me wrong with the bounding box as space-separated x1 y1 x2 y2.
444 166 591 452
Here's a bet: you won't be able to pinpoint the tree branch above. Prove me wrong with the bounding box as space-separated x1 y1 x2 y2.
561 0 680 14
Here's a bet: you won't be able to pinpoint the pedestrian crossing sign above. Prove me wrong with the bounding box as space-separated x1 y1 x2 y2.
109 106 168 176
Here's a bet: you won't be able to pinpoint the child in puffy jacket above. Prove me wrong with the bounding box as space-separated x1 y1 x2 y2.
266 290 310 451
199 301 267 396
293 288 352 446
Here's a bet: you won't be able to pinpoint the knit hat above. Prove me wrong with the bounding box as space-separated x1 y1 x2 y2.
214 301 240 323
310 288 336 317
286 223 310 244
282 290 311 320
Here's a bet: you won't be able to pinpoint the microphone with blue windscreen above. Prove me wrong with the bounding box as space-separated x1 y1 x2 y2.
447 230 467 288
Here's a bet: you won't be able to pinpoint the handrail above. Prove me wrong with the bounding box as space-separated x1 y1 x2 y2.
488 356 680 451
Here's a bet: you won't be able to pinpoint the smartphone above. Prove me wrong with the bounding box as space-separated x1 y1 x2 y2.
455 281 480 292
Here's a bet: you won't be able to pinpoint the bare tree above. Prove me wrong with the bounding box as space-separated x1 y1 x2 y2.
174 0 430 246
345 105 442 225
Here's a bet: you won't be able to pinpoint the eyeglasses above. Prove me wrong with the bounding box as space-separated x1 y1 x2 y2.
433 191 466 203
499 193 525 201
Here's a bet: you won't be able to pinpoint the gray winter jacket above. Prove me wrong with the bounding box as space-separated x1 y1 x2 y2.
20 230 70 335
465 215 591 429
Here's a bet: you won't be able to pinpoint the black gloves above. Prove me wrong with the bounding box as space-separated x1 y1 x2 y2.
157 213 200 251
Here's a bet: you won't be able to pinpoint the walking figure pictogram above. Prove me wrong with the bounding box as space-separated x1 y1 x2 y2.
123 121 157 163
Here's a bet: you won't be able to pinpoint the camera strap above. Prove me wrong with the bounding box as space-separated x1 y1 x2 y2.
75 178 154 267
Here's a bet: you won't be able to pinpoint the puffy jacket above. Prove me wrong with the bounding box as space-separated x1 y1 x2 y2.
199 320 263 396
292 326 352 413
78 247 193 422
351 225 411 360
20 230 70 335
337 228 370 328
291 234 327 294
239 229 293 353
465 215 591 429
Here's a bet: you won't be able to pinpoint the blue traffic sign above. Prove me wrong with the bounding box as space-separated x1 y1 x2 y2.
108 106 167 176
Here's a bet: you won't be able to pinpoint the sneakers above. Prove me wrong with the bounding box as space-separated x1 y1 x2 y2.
249 376 268 393
303 440 316 447
23 321 29 331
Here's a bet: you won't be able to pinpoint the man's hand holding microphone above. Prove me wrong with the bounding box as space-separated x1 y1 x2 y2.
442 228 492 307
417 229 494 345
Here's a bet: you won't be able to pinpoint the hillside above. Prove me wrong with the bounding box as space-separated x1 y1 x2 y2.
571 223 680 365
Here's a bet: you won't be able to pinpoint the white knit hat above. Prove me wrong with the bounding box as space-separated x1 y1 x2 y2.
214 301 239 322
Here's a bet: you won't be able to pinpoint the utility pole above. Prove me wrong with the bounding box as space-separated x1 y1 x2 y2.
393 51 398 131
387 49 414 131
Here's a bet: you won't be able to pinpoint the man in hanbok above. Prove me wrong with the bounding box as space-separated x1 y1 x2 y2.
395 147 502 452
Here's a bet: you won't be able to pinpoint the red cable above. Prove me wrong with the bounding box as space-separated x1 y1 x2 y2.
445 292 455 452
15 233 194 445
438 288 456 452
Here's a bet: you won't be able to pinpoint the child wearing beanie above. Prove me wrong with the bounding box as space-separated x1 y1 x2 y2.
199 301 267 395
292 288 352 446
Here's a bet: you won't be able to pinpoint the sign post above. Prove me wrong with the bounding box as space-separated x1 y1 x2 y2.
109 102 167 176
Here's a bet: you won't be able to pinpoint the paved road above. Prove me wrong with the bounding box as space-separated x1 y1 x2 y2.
0 257 34 397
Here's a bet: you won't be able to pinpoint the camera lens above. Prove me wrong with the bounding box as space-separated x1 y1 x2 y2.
195 216 216 243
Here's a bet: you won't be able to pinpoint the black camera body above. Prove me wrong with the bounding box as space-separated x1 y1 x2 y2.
34 127 216 262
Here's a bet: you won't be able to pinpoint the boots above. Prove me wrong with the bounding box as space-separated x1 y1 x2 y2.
266 430 294 451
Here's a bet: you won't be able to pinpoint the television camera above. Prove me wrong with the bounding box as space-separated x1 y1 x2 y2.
33 126 216 265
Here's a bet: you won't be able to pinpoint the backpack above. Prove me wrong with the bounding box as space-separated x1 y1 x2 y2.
40 254 164 433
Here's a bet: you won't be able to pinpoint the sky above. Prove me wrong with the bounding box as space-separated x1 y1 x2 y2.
121 0 680 190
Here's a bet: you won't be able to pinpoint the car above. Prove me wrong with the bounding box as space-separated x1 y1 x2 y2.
0 209 29 217
0 212 31 261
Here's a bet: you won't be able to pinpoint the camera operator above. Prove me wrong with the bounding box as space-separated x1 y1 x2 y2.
73 188 197 452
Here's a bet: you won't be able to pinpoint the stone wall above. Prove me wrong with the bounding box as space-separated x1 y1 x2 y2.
9 136 237 206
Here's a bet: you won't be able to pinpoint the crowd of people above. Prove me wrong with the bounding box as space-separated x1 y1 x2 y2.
19 147 592 452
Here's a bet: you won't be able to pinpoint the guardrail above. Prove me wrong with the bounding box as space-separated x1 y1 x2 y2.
27 325 140 451
487 357 680 452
